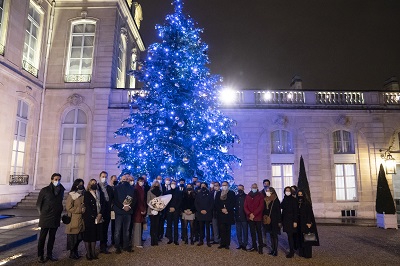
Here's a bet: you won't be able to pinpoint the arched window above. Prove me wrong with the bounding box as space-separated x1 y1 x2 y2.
65 20 96 82
333 130 354 154
116 32 127 88
271 130 293 154
59 108 87 183
10 100 29 174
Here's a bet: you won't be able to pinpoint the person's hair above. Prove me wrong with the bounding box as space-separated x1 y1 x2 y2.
192 176 198 180
151 181 160 189
111 175 117 180
221 181 229 186
99 171 108 177
263 179 270 184
291 185 298 191
179 178 185 183
297 189 310 204
71 178 84 192
137 176 145 182
171 180 177 184
284 186 292 193
214 182 220 186
201 182 208 188
237 184 244 189
51 173 61 180
86 179 97 191
268 186 277 195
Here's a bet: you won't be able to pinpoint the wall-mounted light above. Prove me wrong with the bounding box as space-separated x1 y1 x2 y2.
380 148 397 174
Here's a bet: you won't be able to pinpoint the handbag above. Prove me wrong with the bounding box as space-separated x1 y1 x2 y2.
62 214 71 224
303 232 317 242
263 199 275 225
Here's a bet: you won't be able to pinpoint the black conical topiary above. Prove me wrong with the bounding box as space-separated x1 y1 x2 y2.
376 164 396 214
298 155 312 204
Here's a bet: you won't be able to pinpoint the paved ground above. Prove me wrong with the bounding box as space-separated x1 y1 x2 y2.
0 224 398 266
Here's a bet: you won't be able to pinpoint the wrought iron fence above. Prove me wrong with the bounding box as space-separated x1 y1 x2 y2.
64 74 92 83
383 92 400 104
9 174 29 185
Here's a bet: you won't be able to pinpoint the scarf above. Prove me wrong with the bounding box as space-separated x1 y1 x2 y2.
98 182 109 202
90 190 101 214
265 193 277 209
69 191 82 200
220 189 229 201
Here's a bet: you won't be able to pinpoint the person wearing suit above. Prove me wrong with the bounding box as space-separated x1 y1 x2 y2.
264 187 282 256
281 186 299 258
83 179 106 260
234 184 248 251
194 182 213 247
210 182 221 244
97 171 113 254
36 173 65 263
214 181 236 249
165 180 183 244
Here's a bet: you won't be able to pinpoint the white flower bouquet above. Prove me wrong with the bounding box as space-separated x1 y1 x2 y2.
148 194 172 212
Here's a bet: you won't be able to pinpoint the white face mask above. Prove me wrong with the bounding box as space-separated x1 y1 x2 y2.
171 184 176 189
266 191 271 197
221 185 228 191
251 188 257 193
100 177 106 183
138 181 144 187
285 191 292 196
53 180 60 186
129 181 134 186
165 180 171 185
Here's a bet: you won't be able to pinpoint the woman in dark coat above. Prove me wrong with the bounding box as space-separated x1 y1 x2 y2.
297 190 320 258
181 184 196 244
147 181 162 246
263 187 282 256
194 182 214 247
214 181 236 249
281 186 299 258
133 177 146 248
83 179 105 260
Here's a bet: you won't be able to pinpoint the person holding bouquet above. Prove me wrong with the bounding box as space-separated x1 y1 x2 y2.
147 181 162 246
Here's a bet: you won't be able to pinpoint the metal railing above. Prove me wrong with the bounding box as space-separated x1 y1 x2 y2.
255 91 305 104
65 74 92 83
383 92 400 104
22 60 38 77
316 92 364 105
9 174 29 185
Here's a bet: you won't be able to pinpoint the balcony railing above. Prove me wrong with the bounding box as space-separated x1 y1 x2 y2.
0 43 4 55
316 92 364 105
9 174 29 185
255 91 305 104
65 74 92 83
22 60 38 77
383 92 400 104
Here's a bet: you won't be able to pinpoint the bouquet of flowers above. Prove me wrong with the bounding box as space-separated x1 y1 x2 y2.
123 195 133 206
148 194 172 212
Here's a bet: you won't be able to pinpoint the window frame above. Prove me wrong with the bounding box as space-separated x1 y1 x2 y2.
10 100 29 175
335 163 358 201
59 108 87 183
116 33 127 88
129 49 137 88
333 130 354 154
271 130 293 154
271 163 294 199
65 19 96 83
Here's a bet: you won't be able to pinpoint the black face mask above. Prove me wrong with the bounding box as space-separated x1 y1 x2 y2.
201 187 207 192
180 184 185 187
113 181 118 186
298 196 304 202
238 190 244 195
90 184 98 191
77 185 84 191
153 186 160 191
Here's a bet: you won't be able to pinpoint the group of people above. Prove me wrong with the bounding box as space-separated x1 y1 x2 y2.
36 173 319 263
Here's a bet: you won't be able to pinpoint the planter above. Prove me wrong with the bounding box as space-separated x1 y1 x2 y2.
376 213 398 229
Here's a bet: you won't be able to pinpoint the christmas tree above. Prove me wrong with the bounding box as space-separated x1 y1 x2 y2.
111 0 241 182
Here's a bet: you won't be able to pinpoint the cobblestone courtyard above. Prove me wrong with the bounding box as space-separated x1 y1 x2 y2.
0 225 399 266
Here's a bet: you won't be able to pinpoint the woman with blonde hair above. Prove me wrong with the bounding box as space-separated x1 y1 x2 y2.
147 181 162 246
82 179 105 260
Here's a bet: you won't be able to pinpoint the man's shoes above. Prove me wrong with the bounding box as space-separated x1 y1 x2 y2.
86 254 93 261
69 252 79 260
236 246 242 249
115 248 122 254
197 241 204 246
207 242 212 247
211 241 219 245
167 240 173 244
247 247 256 252
136 245 144 248
38 256 46 263
174 241 179 245
224 246 230 250
241 246 247 251
123 248 134 253
100 249 111 254
46 256 58 262
217 245 225 249
258 247 263 254
286 252 294 258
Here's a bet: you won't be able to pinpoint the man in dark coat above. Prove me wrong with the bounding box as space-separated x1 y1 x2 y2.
234 184 248 250
194 182 213 247
214 181 236 249
98 171 113 254
113 174 136 253
165 180 183 244
281 186 299 258
36 173 65 263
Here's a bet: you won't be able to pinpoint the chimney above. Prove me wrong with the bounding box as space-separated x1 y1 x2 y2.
290 75 302 90
383 76 399 91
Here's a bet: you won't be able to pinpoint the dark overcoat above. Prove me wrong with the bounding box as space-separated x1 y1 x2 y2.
281 195 299 233
194 190 214 221
214 190 236 224
298 201 320 246
36 183 65 228
264 197 282 234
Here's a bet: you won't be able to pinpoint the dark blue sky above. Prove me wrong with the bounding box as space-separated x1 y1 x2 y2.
139 0 400 91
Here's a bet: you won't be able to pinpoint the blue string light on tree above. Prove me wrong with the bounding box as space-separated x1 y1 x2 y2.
111 0 242 183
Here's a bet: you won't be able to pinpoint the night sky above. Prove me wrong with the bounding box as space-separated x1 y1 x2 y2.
139 0 400 91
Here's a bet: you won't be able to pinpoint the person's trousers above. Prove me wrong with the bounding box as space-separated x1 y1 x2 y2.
100 217 111 250
193 219 200 240
218 222 232 247
287 232 295 253
166 210 180 242
181 219 194 241
262 224 269 246
114 214 131 250
37 227 58 257
111 219 115 244
211 217 220 242
149 214 160 245
270 232 279 253
199 221 211 243
158 211 166 238
132 222 143 246
235 221 248 247
248 221 263 248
